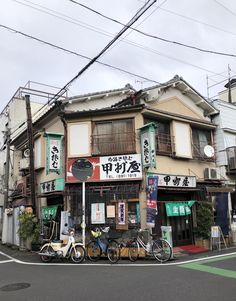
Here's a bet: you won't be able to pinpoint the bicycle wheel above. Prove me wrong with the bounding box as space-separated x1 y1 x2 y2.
152 238 172 263
71 245 85 263
87 240 102 261
107 240 120 264
39 245 54 263
128 240 139 262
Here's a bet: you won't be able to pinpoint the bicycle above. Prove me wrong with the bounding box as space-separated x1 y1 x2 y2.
86 226 120 264
128 229 172 263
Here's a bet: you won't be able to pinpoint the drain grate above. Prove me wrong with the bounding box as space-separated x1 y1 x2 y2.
0 283 31 292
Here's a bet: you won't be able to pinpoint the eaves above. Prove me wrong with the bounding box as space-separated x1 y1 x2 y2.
143 106 216 129
62 104 145 119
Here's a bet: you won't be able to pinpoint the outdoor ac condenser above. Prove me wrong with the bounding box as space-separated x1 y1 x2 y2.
204 168 217 180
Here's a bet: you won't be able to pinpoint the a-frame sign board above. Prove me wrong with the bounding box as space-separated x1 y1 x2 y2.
211 226 227 251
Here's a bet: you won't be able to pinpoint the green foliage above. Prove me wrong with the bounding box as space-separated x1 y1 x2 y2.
194 202 213 240
18 212 40 242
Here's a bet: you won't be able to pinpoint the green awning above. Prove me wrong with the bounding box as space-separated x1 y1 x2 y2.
165 201 195 217
41 206 58 221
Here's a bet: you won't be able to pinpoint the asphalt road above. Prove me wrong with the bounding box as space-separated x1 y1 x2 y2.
1 248 236 301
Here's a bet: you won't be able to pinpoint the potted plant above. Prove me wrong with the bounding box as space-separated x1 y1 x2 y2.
194 202 213 249
18 211 41 251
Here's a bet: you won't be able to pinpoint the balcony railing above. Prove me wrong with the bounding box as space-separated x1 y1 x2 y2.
92 132 136 156
192 143 215 162
226 146 236 171
155 133 175 155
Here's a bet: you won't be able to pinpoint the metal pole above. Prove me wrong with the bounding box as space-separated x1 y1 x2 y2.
3 127 10 211
82 181 86 248
25 94 36 211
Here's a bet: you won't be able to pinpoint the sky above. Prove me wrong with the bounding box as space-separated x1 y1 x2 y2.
1 0 236 111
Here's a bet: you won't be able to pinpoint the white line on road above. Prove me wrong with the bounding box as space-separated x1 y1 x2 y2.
1 250 236 267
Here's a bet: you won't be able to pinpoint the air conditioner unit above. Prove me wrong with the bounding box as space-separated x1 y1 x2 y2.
19 158 29 170
204 168 217 180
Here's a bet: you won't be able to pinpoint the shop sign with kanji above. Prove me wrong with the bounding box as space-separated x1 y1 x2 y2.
45 133 63 175
67 154 142 182
157 174 196 188
40 178 65 194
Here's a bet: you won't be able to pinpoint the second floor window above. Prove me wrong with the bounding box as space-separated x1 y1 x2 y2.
192 128 213 160
92 119 136 155
144 119 174 155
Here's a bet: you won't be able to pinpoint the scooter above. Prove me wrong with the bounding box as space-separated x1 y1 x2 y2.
39 222 85 264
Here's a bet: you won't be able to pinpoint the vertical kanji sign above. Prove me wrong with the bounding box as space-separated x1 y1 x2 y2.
146 175 158 227
140 123 156 168
45 133 63 174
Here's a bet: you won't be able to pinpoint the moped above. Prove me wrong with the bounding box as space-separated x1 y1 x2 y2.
39 222 85 264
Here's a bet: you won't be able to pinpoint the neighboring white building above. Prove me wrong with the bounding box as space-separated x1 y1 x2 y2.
0 84 51 237
213 81 236 235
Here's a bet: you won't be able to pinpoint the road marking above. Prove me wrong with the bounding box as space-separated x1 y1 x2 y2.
179 254 236 279
1 250 236 267
0 260 14 264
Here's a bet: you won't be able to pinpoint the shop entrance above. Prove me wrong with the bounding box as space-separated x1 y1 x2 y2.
168 215 193 246
156 190 195 247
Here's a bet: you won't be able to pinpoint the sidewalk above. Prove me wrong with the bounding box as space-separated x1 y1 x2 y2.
1 241 236 264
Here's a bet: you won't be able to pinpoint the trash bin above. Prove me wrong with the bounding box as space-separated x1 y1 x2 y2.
161 226 173 259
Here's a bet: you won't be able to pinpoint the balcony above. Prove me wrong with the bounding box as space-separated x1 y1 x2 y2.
156 133 175 155
226 146 236 172
92 132 136 156
192 143 215 162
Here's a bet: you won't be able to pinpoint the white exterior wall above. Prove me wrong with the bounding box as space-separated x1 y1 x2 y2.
218 87 236 104
213 99 236 173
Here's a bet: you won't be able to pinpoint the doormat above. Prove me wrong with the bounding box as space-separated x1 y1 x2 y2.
179 244 209 253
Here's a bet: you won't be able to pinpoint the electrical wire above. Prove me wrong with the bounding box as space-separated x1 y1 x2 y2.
48 0 158 104
10 0 231 78
153 6 236 37
69 0 236 58
5 0 158 138
213 0 236 17
0 24 160 86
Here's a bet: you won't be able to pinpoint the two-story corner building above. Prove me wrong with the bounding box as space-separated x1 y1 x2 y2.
62 75 222 247
2 85 135 246
213 80 236 239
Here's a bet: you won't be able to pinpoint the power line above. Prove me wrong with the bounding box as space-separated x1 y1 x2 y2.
11 0 231 77
99 0 169 58
0 24 160 85
213 0 236 17
12 0 112 38
159 7 236 37
4 0 159 140
0 20 228 94
69 0 236 58
48 0 158 103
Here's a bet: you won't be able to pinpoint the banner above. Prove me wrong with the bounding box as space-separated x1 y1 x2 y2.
146 175 158 227
45 133 63 175
140 123 156 168
165 201 195 216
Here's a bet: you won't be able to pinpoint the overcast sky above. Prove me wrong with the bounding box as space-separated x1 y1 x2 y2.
1 0 236 111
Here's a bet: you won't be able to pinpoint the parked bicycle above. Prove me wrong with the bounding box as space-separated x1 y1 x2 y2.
128 229 172 263
86 226 120 264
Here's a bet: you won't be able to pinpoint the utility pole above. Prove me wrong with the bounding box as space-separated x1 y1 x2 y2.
228 64 232 104
25 95 36 211
3 126 11 211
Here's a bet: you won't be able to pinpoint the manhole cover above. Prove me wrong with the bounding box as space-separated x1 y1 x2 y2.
0 283 31 291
